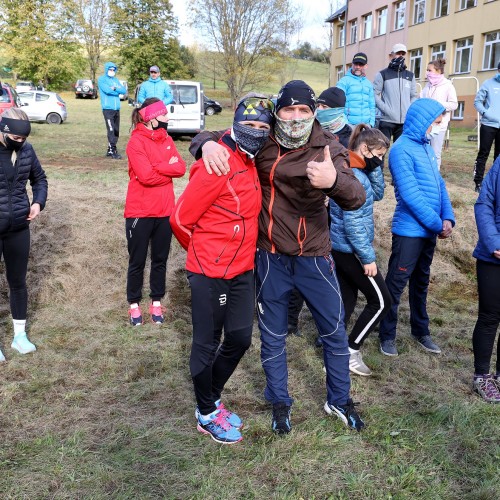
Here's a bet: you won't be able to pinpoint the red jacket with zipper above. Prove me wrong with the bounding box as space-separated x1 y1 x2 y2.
171 133 261 279
124 124 186 218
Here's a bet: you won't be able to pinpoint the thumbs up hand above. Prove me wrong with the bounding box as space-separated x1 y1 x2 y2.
306 145 337 189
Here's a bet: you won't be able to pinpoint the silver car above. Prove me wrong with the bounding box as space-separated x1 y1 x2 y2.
17 91 67 124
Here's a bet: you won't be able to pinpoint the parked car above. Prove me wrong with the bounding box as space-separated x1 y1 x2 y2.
15 81 36 92
119 80 128 101
75 79 98 99
17 91 67 124
0 83 21 115
203 95 222 116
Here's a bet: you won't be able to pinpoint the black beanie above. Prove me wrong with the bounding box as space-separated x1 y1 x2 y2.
276 80 316 114
317 87 346 108
0 116 31 137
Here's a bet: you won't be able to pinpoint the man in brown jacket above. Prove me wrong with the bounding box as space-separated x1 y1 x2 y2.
189 81 366 435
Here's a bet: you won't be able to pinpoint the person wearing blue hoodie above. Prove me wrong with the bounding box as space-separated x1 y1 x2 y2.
137 65 174 106
473 63 500 192
378 98 455 357
98 62 126 159
337 53 375 127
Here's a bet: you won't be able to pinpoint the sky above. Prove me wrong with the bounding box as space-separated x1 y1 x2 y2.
170 0 340 50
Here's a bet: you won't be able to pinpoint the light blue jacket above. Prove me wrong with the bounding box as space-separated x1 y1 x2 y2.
474 75 500 129
473 156 500 264
138 77 174 105
330 160 384 264
98 62 126 111
389 98 455 238
337 70 376 126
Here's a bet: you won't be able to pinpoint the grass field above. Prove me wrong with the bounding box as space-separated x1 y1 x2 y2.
0 94 499 499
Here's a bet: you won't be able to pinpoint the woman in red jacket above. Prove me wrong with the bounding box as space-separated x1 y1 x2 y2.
171 94 273 444
125 98 186 325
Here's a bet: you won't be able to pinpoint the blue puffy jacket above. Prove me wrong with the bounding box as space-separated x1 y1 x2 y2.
138 77 174 105
337 70 376 126
330 152 384 264
98 62 126 111
473 156 500 263
474 75 500 129
389 98 455 237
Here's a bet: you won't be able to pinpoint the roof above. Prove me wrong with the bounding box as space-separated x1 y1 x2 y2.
326 5 346 23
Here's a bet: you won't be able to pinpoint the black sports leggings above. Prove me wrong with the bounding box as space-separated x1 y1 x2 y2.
188 271 254 415
0 227 30 320
472 259 500 375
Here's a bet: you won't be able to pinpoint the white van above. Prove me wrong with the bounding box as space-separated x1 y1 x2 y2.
165 80 205 137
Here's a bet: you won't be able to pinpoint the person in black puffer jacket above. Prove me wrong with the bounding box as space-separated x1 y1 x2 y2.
0 108 48 362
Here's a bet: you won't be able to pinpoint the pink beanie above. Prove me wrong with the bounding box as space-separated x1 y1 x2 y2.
139 100 167 122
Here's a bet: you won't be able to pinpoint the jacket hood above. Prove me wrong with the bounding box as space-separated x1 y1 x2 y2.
147 76 162 83
403 98 445 143
104 61 118 72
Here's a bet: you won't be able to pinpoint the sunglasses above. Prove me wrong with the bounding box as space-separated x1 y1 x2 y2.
150 71 159 74
242 97 275 113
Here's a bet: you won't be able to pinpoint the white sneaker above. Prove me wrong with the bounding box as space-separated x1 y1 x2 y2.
349 350 372 376
11 333 36 354
0 348 5 362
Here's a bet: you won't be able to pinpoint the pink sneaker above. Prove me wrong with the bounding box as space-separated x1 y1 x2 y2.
128 306 143 326
149 303 165 324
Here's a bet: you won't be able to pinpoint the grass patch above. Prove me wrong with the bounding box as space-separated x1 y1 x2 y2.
0 97 499 498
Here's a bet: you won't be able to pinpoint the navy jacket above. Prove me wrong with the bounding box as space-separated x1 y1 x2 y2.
474 156 500 263
0 142 48 234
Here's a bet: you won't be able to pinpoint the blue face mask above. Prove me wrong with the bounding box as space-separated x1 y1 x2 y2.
426 124 441 141
316 107 347 134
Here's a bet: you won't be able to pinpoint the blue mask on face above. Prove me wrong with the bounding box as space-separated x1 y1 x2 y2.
316 107 347 134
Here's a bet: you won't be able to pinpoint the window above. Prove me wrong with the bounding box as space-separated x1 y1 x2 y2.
394 1 406 30
431 42 446 60
483 31 500 70
363 13 372 39
336 65 345 83
350 19 358 44
35 93 50 102
171 85 198 104
459 0 476 10
377 7 388 35
452 102 464 120
454 37 473 73
434 0 449 17
413 0 426 24
338 24 345 48
410 48 423 79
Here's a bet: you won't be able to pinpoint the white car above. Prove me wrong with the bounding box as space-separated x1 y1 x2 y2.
15 81 36 92
17 91 67 124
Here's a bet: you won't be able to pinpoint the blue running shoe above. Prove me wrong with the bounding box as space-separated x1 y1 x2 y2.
324 399 365 432
11 333 36 354
197 409 242 444
195 400 243 429
272 402 292 435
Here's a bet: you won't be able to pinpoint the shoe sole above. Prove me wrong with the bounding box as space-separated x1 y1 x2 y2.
379 346 398 357
349 365 372 377
196 424 242 444
324 401 348 427
412 337 441 354
11 343 36 354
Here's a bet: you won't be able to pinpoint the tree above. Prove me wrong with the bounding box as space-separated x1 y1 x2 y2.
0 0 85 88
110 0 193 82
189 0 301 104
72 0 112 82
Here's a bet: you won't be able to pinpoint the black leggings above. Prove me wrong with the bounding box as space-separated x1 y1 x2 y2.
125 217 172 304
0 227 30 320
188 271 254 415
472 259 500 375
332 250 392 350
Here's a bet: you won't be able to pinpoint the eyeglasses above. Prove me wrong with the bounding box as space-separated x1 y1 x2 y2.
242 97 275 112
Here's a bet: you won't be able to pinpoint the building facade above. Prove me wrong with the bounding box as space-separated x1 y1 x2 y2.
327 0 500 127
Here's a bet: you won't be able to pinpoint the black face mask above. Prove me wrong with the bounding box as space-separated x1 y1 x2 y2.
4 136 26 152
389 56 407 72
364 155 384 172
152 120 168 131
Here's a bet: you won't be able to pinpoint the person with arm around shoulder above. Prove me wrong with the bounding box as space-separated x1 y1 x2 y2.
97 61 127 159
471 155 500 402
170 94 274 444
0 108 48 362
124 98 186 327
420 58 458 170
329 124 392 376
378 98 455 357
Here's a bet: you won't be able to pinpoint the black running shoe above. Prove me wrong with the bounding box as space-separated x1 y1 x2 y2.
324 398 365 432
272 403 291 435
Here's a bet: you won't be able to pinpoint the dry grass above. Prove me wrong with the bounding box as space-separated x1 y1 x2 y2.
0 103 499 498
